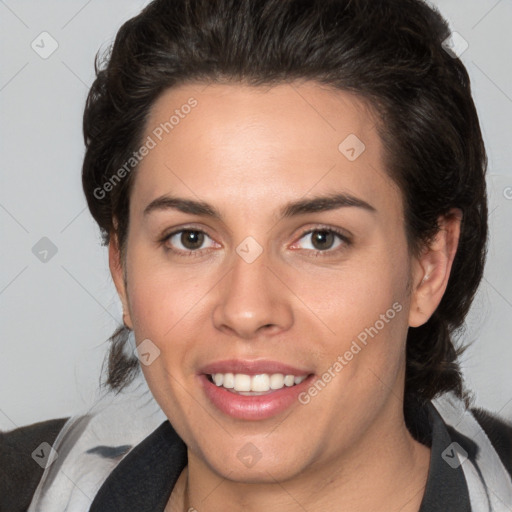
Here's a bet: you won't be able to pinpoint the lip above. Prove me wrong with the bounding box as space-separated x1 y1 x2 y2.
198 360 315 421
199 359 312 376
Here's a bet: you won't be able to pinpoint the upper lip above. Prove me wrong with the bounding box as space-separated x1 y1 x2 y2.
199 359 313 376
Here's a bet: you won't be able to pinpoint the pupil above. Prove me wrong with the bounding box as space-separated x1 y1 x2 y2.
313 231 333 250
182 230 203 249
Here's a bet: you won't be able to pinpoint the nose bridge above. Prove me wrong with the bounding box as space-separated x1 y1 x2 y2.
212 243 293 338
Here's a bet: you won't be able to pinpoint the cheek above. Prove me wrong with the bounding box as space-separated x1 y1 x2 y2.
125 250 206 410
124 247 201 340
295 242 410 339
296 241 412 395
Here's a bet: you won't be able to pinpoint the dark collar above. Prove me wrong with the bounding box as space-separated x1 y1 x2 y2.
416 401 472 512
90 400 472 511
89 418 187 511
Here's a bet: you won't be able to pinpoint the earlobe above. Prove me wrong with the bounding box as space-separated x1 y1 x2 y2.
108 231 133 330
408 209 462 328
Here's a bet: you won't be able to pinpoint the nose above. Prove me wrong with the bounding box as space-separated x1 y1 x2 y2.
212 248 294 340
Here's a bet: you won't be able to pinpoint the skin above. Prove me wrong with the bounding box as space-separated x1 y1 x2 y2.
109 81 461 512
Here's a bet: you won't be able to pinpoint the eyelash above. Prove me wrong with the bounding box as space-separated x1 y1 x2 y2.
159 225 352 259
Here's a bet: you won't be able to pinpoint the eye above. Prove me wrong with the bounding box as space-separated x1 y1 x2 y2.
163 229 218 255
291 228 350 255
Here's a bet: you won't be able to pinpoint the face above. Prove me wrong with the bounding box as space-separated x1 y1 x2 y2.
110 81 448 483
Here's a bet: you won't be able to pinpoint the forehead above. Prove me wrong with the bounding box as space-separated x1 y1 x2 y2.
132 80 402 219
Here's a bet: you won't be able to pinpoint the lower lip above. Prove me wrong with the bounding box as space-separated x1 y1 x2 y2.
199 374 315 420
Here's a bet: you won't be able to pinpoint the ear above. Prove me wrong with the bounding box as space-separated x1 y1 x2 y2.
109 229 133 330
408 208 462 328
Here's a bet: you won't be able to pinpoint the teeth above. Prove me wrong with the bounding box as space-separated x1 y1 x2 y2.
284 375 295 387
270 373 285 390
251 374 270 392
223 373 234 388
234 373 251 392
210 373 308 393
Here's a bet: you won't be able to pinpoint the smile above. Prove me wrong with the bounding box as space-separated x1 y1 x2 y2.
207 372 308 394
198 360 315 420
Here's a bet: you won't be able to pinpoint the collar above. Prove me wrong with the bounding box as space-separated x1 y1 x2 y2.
417 401 472 511
89 400 471 511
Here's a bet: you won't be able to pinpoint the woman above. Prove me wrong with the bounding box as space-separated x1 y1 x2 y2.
2 0 511 510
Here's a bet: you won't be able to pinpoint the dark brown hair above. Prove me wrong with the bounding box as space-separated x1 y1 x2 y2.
82 0 487 404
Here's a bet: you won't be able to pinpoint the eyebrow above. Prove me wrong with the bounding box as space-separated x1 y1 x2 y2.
143 192 376 219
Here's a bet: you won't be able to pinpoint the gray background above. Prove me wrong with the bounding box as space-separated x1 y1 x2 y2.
1 0 511 431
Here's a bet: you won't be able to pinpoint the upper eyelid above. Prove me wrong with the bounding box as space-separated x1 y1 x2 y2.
161 224 213 239
162 227 217 245
297 226 350 239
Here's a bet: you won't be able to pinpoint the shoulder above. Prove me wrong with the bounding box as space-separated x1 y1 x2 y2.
0 417 69 512
470 406 512 478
